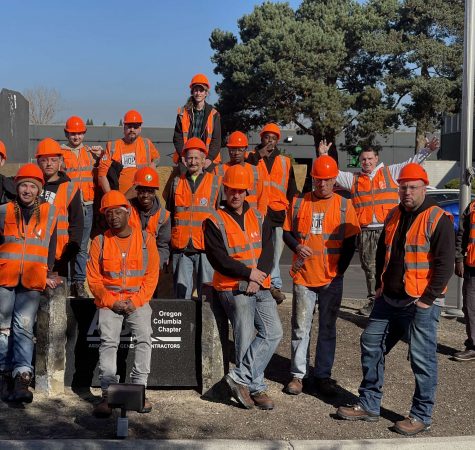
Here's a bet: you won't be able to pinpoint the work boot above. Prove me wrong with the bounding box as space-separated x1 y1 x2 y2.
270 287 286 304
285 377 303 395
251 391 275 410
336 404 379 422
72 281 88 298
394 416 430 436
138 397 153 414
8 372 33 403
224 374 254 409
358 297 374 317
93 391 113 418
314 377 339 397
453 348 475 361
0 371 13 401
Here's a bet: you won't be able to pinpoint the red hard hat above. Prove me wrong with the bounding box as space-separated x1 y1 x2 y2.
0 140 6 160
259 123 281 141
189 74 210 90
123 110 143 124
134 167 160 189
36 138 63 158
15 163 45 187
182 137 208 156
227 131 248 148
397 163 429 185
64 116 87 133
100 190 130 214
311 155 338 179
223 164 253 190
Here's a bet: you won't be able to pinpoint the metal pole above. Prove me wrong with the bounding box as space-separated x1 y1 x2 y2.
449 0 475 317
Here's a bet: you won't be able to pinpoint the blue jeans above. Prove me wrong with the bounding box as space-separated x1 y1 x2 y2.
0 285 41 377
358 297 441 425
290 277 343 379
98 303 153 390
73 203 93 283
218 289 283 394
172 252 214 299
270 226 284 289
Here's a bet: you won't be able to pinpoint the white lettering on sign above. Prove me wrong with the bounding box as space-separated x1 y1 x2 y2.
159 311 182 318
121 152 137 168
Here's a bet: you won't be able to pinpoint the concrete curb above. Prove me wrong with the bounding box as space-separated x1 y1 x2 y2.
2 436 475 449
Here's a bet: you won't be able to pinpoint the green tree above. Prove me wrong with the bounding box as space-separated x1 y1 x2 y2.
210 0 400 148
372 0 463 149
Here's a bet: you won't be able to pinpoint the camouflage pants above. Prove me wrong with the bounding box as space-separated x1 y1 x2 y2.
357 228 383 298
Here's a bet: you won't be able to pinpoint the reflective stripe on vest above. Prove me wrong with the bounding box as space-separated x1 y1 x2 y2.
351 166 399 226
62 145 96 202
465 202 475 266
381 206 451 297
259 155 290 211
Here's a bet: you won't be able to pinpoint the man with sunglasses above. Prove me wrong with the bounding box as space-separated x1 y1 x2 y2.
98 110 160 195
336 164 454 436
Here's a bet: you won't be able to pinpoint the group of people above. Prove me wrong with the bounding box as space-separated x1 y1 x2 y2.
0 73 472 437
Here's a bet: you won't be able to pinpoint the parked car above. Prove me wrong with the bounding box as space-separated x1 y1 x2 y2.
427 189 475 232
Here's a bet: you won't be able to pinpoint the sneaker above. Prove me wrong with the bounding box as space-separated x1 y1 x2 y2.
270 287 286 304
224 374 254 409
314 377 339 397
394 416 430 436
138 397 152 414
0 371 13 401
251 391 275 410
336 404 379 422
93 391 113 418
453 349 475 361
8 372 33 403
285 377 303 395
358 297 374 317
72 281 88 298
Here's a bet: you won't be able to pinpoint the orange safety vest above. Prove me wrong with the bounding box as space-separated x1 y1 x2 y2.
46 181 78 260
257 154 290 212
94 228 152 302
381 206 451 297
129 204 170 237
62 145 97 202
0 201 57 290
350 166 399 227
171 172 220 251
174 107 221 164
466 202 475 266
209 207 270 291
215 163 261 211
289 193 350 286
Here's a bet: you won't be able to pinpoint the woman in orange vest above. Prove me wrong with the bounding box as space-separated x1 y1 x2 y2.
173 74 222 175
204 165 282 411
0 164 60 404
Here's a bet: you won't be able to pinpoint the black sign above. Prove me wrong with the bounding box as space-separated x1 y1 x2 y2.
65 298 198 387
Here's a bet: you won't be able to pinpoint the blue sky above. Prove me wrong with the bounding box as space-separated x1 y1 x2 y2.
2 0 302 126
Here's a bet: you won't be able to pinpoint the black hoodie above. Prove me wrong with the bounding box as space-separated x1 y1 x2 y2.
40 171 84 274
375 196 455 305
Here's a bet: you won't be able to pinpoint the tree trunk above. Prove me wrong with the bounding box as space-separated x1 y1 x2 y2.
415 123 426 153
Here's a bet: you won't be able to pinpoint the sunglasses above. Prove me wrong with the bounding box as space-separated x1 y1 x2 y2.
125 123 142 129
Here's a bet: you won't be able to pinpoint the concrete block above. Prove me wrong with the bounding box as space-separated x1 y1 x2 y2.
35 280 68 395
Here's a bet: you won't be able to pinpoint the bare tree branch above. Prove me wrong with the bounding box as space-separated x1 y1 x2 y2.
24 86 61 124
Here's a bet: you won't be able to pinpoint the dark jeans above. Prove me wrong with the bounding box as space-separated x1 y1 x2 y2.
358 296 441 425
462 270 475 349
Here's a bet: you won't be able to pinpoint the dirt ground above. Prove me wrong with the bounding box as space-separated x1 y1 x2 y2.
1 299 474 441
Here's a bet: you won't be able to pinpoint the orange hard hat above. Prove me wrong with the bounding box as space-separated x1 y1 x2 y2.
123 110 143 124
397 163 429 185
189 74 210 90
64 116 87 133
0 140 6 160
100 190 130 214
134 167 160 189
15 163 45 187
259 123 281 141
311 155 338 179
227 131 248 148
36 138 63 158
223 164 253 191
182 137 208 156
